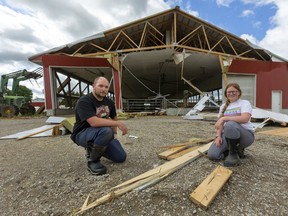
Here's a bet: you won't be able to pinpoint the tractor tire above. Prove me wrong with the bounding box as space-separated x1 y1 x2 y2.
20 104 36 116
12 105 20 116
0 104 17 118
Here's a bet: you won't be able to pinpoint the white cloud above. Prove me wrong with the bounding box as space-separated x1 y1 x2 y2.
238 0 288 60
0 0 169 98
184 1 199 17
252 20 262 28
241 0 274 7
240 34 259 44
241 9 254 17
258 0 288 60
188 10 199 17
216 0 234 7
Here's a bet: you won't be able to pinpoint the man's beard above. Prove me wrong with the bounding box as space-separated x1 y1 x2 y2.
93 91 106 100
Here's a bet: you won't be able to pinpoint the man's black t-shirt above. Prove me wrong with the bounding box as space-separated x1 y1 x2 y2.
71 93 116 142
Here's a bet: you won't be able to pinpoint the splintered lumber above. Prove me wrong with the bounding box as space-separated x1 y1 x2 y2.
158 138 213 160
158 145 188 159
160 138 214 149
167 146 200 160
257 127 288 137
190 165 232 209
73 142 213 215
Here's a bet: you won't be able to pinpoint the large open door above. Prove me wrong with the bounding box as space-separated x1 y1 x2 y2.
226 74 256 106
41 55 120 116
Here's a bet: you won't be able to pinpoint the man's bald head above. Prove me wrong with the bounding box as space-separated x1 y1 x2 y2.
94 76 109 85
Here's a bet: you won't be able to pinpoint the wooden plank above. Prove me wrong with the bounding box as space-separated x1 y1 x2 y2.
0 125 56 140
190 166 232 209
257 127 288 137
73 142 213 215
158 138 213 160
160 138 214 149
35 104 45 114
17 124 62 140
158 146 188 159
52 124 62 136
167 146 200 160
160 140 200 149
61 117 75 133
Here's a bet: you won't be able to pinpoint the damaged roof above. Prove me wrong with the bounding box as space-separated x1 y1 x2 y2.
29 6 282 99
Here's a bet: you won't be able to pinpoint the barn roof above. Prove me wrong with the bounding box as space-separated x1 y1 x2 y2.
29 6 282 99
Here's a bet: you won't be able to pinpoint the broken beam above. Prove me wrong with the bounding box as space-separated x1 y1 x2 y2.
73 142 213 215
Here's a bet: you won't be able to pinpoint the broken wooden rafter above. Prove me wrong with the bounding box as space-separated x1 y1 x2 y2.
73 142 213 215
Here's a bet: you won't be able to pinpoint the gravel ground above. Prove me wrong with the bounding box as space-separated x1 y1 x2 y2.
0 115 287 216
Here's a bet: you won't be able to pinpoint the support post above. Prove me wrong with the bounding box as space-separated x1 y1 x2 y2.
112 69 122 110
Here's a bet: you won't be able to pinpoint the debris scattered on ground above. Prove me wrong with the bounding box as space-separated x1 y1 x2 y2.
74 142 212 214
0 116 287 215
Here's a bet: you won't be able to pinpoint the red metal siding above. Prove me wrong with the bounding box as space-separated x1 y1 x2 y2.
31 101 45 107
229 60 288 109
42 65 52 109
41 54 113 68
112 69 122 109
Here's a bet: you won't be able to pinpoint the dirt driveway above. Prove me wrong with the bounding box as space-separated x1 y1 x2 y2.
0 116 287 215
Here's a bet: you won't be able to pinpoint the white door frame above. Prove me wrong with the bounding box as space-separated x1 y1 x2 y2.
271 90 282 113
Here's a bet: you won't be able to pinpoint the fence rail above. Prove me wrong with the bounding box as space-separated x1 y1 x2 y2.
122 97 221 113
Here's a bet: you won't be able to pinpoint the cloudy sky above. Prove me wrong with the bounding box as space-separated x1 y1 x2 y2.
1 0 287 98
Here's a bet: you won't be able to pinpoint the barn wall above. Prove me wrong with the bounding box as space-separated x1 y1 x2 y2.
229 59 288 112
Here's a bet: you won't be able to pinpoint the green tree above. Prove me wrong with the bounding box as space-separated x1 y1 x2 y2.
7 85 33 101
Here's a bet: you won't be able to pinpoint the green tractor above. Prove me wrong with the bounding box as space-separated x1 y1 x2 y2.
0 68 43 118
0 95 36 117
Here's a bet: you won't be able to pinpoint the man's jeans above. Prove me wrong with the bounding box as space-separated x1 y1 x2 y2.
74 127 126 162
